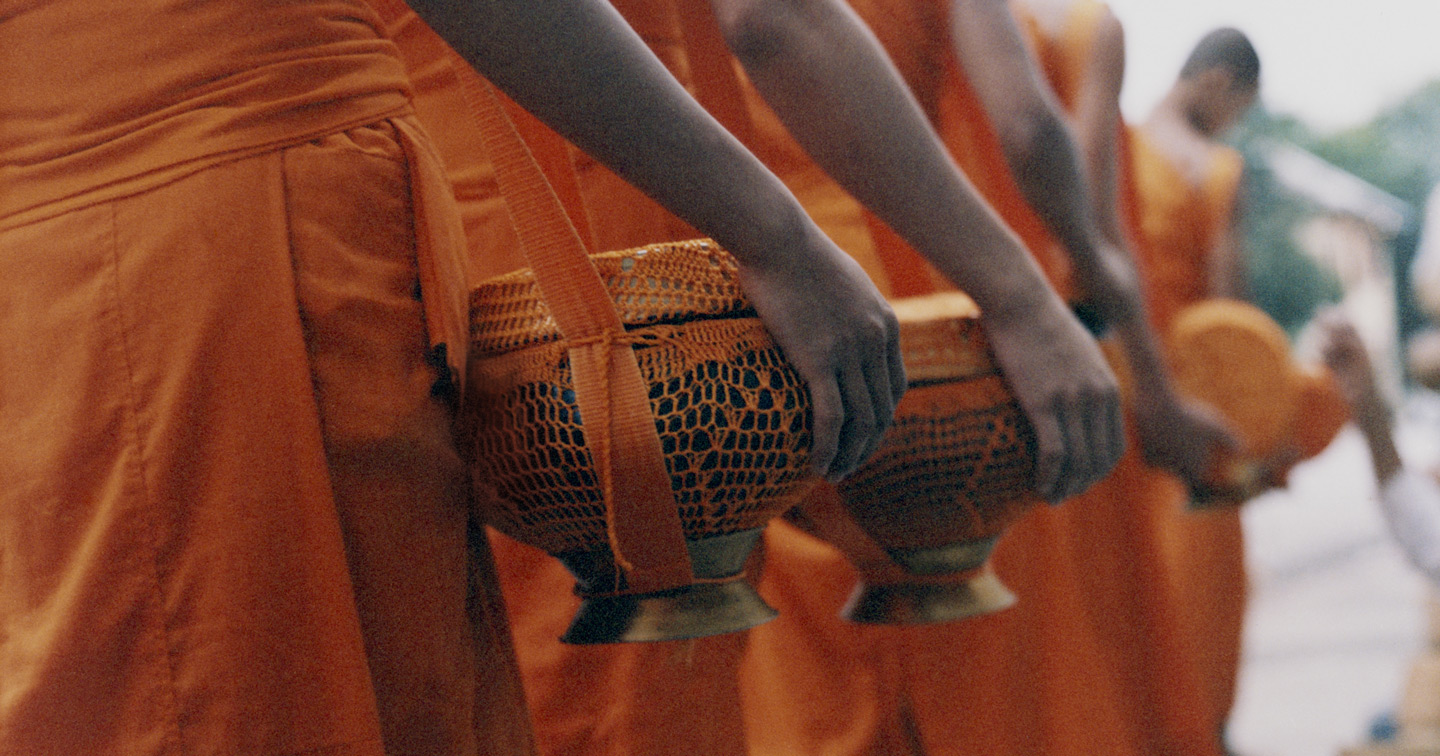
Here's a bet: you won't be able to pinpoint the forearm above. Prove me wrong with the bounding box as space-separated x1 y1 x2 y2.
1355 391 1403 484
946 0 1136 323
406 0 812 266
712 0 1064 318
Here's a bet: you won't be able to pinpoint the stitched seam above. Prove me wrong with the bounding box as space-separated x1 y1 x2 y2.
105 199 188 756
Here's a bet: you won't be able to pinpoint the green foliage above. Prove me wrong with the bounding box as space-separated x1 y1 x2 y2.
1229 108 1344 334
1229 82 1440 339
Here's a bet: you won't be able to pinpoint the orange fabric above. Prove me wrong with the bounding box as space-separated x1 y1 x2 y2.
453 73 698 594
1129 128 1250 732
1128 131 1245 334
2 4 533 753
741 523 915 756
0 0 413 228
1008 6 1225 753
382 5 760 755
856 0 1078 302
490 535 752 756
738 3 1155 756
742 3 1230 755
0 116 533 755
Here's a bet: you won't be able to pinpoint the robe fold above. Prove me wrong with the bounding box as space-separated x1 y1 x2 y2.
378 4 755 755
1129 128 1250 735
1 2 532 753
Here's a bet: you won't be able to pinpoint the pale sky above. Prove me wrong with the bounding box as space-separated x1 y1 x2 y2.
1104 0 1440 132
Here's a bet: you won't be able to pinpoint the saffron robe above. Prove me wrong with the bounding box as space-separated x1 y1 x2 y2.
741 2 1142 755
382 2 908 754
1129 127 1250 734
379 4 760 755
0 2 533 754
745 2 1227 754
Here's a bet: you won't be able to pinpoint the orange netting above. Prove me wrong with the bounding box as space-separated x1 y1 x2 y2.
1168 299 1298 459
1290 364 1349 460
465 242 815 555
470 240 750 355
834 293 1040 551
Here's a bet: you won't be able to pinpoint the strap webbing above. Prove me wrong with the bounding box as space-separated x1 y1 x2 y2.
370 0 695 593
452 62 695 596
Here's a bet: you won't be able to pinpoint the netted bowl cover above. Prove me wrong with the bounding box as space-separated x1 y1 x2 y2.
464 240 815 555
1289 364 1349 460
836 292 1040 552
1168 299 1298 459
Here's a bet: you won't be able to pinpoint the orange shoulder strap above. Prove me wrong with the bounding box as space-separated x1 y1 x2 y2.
368 0 694 592
674 0 756 144
450 68 696 595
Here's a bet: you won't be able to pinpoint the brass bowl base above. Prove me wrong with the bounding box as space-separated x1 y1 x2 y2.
562 579 778 644
557 528 775 644
842 570 1016 626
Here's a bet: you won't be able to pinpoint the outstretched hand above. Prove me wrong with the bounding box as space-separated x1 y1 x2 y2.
736 227 906 482
982 300 1124 503
1318 310 1378 410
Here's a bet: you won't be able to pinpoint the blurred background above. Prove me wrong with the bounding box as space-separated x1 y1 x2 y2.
1105 2 1440 754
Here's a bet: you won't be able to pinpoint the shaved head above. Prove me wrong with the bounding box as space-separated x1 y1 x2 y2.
1180 27 1259 91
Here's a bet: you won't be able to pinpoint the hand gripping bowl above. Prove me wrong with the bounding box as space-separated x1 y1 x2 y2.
465 240 817 643
441 58 819 643
1168 299 1347 506
791 292 1041 625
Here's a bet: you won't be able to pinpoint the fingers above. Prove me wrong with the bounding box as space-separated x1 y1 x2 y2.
864 328 904 460
1088 390 1125 492
827 358 879 481
808 311 903 482
1031 383 1123 504
887 320 908 406
1030 410 1067 503
1057 400 1092 502
1057 397 1101 502
1106 395 1125 469
807 374 843 480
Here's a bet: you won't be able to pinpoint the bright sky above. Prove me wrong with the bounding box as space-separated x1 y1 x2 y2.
1104 0 1440 133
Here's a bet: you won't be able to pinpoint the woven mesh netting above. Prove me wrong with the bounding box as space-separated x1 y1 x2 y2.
470 239 748 355
1168 299 1297 459
1290 365 1348 460
831 293 1038 551
465 314 814 555
837 376 1038 551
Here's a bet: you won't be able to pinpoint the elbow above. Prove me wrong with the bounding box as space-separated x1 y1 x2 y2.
711 0 822 69
1000 105 1070 180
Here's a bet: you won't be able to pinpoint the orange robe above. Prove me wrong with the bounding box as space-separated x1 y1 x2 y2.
380 4 772 755
1129 128 1250 735
0 2 532 755
383 2 913 754
1016 5 1227 754
742 2 1228 755
741 3 1146 756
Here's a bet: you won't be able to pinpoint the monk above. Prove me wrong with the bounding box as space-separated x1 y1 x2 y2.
1130 27 1262 752
383 1 1124 754
1008 5 1248 754
743 2 1249 755
0 0 912 753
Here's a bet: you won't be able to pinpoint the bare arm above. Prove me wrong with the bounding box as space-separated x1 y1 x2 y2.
947 0 1113 289
1210 184 1250 300
710 0 1122 499
1322 312 1401 483
1072 8 1125 250
1056 4 1240 481
405 0 903 479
